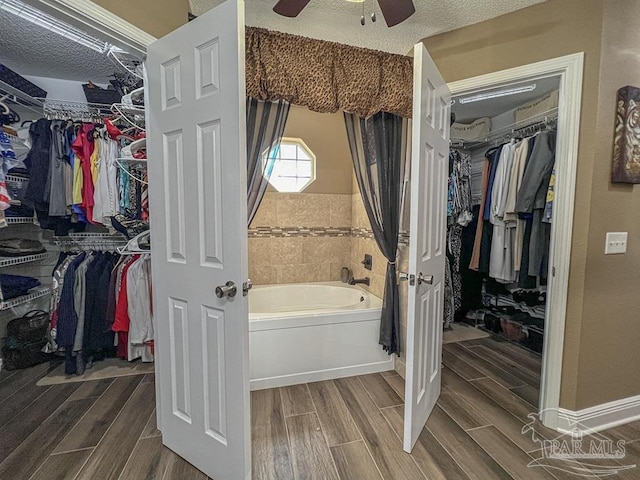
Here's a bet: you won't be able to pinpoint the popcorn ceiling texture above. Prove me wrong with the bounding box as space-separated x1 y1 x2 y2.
189 0 545 54
0 13 115 83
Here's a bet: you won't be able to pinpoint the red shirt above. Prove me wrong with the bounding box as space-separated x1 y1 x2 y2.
112 256 139 332
71 123 97 224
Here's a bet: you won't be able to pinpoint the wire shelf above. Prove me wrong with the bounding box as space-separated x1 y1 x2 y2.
111 103 145 131
2 132 29 150
6 174 29 183
0 286 52 311
38 98 114 121
67 232 124 239
0 252 49 268
5 216 35 225
108 47 144 82
0 79 44 108
450 108 558 149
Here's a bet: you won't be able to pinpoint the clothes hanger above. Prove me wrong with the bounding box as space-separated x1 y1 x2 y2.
117 230 150 255
0 95 10 115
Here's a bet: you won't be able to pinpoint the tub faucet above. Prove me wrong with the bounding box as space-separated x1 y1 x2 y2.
349 277 370 286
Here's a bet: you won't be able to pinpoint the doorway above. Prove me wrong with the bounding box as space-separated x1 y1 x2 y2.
446 54 584 430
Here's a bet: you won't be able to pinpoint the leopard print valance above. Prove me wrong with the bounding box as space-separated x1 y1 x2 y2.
245 27 413 119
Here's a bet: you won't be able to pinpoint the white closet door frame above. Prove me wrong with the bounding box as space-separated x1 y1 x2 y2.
448 52 584 431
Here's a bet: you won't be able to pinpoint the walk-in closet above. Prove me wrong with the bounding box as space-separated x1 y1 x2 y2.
0 2 168 477
446 76 560 362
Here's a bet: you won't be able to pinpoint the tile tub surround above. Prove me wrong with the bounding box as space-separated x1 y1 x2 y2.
249 236 352 285
249 192 356 286
250 192 352 230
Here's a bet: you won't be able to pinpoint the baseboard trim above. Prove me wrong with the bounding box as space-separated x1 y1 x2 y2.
250 358 394 391
557 394 640 434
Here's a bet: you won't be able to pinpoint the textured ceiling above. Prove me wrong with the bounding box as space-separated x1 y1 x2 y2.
0 11 115 84
190 0 546 54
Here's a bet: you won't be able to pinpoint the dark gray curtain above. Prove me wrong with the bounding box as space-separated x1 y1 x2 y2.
344 111 408 355
246 97 290 225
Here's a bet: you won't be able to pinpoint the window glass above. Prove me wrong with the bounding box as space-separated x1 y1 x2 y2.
264 138 316 193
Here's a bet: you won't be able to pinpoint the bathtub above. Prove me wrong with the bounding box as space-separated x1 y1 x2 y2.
249 282 394 390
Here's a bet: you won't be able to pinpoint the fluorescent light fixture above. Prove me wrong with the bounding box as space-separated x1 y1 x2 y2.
458 84 537 104
0 0 110 53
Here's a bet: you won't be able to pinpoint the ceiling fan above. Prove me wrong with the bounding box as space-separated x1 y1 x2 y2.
273 0 416 27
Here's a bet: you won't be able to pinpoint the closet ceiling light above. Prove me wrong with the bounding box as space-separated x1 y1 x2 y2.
458 84 537 104
0 0 110 54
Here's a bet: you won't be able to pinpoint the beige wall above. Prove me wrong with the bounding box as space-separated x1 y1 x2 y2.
275 106 353 195
93 0 189 38
574 0 640 409
422 0 640 411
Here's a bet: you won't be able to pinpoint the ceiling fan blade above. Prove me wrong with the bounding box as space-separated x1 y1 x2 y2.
273 0 312 17
377 0 415 27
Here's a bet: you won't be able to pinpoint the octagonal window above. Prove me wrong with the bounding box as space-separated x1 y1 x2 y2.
264 137 316 193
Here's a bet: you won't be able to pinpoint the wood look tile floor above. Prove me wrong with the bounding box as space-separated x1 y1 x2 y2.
2 336 640 479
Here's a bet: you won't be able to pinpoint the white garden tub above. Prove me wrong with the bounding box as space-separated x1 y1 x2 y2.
249 282 394 390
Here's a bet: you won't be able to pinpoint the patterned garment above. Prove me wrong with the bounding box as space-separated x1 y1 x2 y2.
0 131 18 210
444 256 454 329
543 166 555 223
448 150 473 227
447 225 463 312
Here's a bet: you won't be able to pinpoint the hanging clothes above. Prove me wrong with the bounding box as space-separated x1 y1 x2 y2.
48 249 153 375
445 150 474 326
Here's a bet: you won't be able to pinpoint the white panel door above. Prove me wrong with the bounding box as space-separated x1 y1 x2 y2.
403 43 450 452
146 1 250 478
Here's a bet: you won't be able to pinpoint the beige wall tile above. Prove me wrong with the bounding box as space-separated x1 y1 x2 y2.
277 263 331 284
351 194 368 230
329 195 352 227
369 273 386 299
250 193 277 228
330 263 349 282
303 237 351 265
276 193 331 227
248 238 272 267
271 237 304 265
250 265 277 285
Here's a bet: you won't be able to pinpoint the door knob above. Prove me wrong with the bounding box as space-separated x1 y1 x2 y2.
215 281 238 298
399 272 433 286
417 273 433 285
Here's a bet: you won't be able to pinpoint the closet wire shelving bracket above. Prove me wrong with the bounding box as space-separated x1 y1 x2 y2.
0 286 52 311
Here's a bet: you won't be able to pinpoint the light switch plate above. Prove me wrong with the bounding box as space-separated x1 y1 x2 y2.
605 232 628 254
